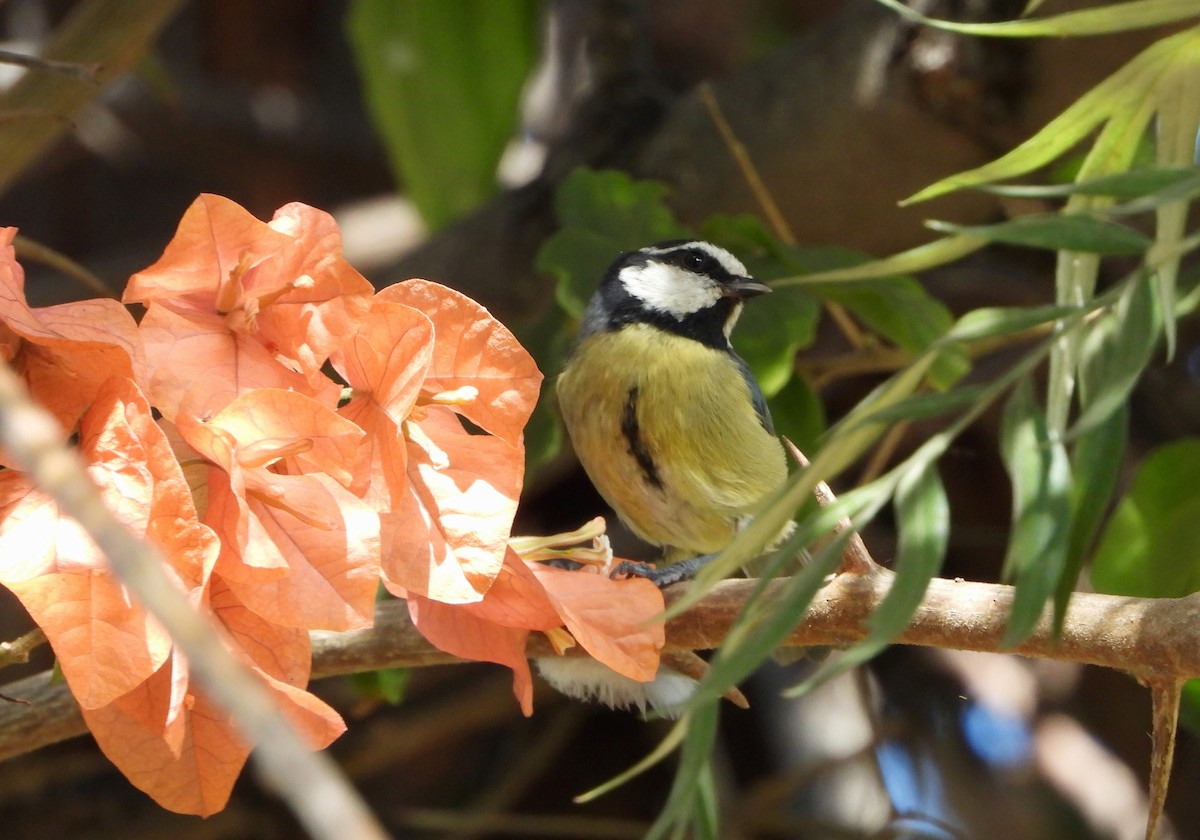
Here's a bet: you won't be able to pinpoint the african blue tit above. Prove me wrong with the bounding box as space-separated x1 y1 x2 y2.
543 240 790 713
556 239 788 574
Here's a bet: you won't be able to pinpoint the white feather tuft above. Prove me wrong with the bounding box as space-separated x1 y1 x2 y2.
535 657 697 718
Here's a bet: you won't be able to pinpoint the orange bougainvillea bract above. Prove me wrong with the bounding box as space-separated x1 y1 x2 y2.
0 197 665 816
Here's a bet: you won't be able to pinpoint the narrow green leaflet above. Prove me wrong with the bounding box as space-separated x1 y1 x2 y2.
981 165 1200 202
537 168 691 317
875 0 1200 37
1073 272 1160 436
928 215 1152 255
574 716 690 803
644 703 721 840
346 0 538 228
1149 43 1200 358
773 234 986 286
905 28 1188 204
1091 438 1200 598
786 461 949 695
852 385 988 427
944 304 1084 344
1055 403 1128 630
675 353 936 603
1000 378 1073 646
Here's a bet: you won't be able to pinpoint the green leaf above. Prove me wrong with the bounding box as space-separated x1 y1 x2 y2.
928 214 1152 255
874 0 1200 38
787 462 949 695
980 165 1200 202
734 286 820 397
1072 273 1160 436
905 29 1190 203
348 668 409 706
773 234 986 286
766 376 826 457
856 385 988 428
1091 438 1200 597
944 304 1085 344
809 275 968 389
575 716 690 803
1055 402 1128 630
645 703 721 840
346 0 539 228
537 168 691 318
1000 378 1073 645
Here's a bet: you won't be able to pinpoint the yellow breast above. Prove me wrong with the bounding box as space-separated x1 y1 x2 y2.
557 324 786 558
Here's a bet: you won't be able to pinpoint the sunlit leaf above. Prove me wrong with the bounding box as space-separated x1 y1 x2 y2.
980 165 1200 201
999 378 1072 645
1092 438 1200 597
944 304 1083 344
346 0 538 227
1055 402 1128 629
905 29 1190 203
928 214 1152 255
537 168 691 317
773 234 986 286
1073 273 1160 436
875 0 1200 37
645 703 721 840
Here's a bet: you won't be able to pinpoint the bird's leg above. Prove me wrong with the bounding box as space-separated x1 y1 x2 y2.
612 553 718 588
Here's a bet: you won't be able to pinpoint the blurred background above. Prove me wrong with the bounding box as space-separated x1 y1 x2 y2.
0 1 1197 838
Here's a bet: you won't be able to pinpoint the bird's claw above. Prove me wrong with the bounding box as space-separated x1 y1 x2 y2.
611 554 717 588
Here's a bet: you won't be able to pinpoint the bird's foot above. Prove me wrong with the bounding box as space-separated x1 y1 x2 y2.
611 553 718 588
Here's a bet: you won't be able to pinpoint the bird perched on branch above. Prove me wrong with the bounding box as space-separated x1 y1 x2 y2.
546 240 790 712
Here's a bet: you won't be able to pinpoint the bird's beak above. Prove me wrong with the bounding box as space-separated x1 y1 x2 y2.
722 277 773 299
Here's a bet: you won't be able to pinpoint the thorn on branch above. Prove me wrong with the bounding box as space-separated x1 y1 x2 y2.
781 436 879 576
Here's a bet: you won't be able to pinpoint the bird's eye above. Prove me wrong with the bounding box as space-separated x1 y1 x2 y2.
684 252 708 272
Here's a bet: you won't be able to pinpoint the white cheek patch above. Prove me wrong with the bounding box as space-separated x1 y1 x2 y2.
619 262 721 319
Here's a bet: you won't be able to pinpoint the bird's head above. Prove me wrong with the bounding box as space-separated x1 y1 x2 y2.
581 240 771 348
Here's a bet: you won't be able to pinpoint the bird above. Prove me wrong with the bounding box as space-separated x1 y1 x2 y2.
543 240 790 712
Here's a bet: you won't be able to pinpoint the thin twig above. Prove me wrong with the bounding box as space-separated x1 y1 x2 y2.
783 436 877 575
0 49 102 84
0 360 390 840
13 234 116 298
697 82 866 350
0 627 47 671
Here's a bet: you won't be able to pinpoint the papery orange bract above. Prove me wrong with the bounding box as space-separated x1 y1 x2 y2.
178 389 380 631
136 305 339 422
405 548 562 713
0 376 217 708
386 405 521 604
407 592 537 716
0 227 144 435
408 552 561 715
83 575 344 817
331 299 434 519
377 280 542 445
332 299 434 425
124 195 371 420
532 565 665 683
